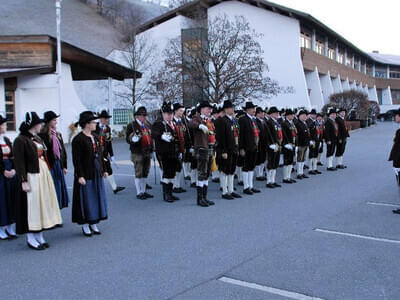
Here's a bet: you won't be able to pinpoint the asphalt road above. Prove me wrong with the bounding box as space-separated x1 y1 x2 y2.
1 122 400 300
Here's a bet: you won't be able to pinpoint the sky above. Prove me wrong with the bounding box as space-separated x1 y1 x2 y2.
158 0 400 55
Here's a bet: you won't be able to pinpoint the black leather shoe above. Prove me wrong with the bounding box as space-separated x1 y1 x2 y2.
222 193 234 200
89 225 101 235
82 227 92 237
327 167 337 171
251 188 261 193
290 179 297 183
41 242 50 248
309 171 317 175
392 209 400 214
237 181 244 186
5 229 17 239
190 183 197 188
315 170 322 174
256 176 266 181
243 188 253 195
113 186 125 194
317 162 323 166
212 178 220 183
206 200 215 206
266 183 275 188
283 179 292 184
304 165 309 169
146 184 152 190
297 175 303 180
273 183 282 188
136 193 146 200
198 199 209 207
27 242 45 250
171 194 180 201
231 192 242 198
302 174 309 179
143 192 154 199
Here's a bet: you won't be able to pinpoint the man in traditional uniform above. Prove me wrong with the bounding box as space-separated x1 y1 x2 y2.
335 108 350 169
316 113 325 166
265 107 282 188
215 100 242 199
238 101 261 195
281 109 297 183
152 102 180 203
189 100 216 207
325 108 338 171
172 103 187 193
182 107 194 180
389 109 400 214
307 109 322 175
210 105 220 183
295 109 311 179
96 110 125 194
255 107 267 181
126 105 153 199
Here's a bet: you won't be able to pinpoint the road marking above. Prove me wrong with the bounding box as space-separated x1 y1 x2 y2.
314 228 400 244
367 202 399 208
218 276 324 300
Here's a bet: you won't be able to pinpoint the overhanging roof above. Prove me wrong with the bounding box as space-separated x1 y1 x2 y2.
0 35 141 80
135 0 399 67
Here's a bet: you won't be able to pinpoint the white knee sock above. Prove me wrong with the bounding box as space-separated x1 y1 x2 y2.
0 227 7 239
283 166 287 180
221 173 228 194
242 172 249 189
327 156 333 168
297 162 302 175
272 169 277 183
6 223 16 236
337 156 343 165
267 170 272 184
174 171 182 188
107 174 117 191
35 232 46 244
90 224 99 232
228 175 234 194
248 171 254 189
212 171 219 179
191 169 197 184
313 158 318 170
159 168 163 180
183 163 190 177
317 153 322 163
288 165 292 179
237 167 243 182
83 224 91 234
140 178 147 194
27 233 40 247
135 178 141 195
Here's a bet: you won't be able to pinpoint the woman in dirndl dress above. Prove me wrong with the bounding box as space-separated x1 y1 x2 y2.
72 111 108 237
13 112 62 250
39 111 69 209
0 115 17 240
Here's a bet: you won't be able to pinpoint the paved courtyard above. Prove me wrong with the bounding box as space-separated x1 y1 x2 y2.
1 122 400 299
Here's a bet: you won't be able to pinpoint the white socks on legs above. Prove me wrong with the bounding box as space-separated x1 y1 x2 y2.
140 178 147 194
242 172 249 189
327 156 333 168
337 156 343 166
83 224 91 235
190 169 197 184
0 227 8 239
248 171 254 189
6 223 16 236
236 167 243 182
27 233 40 247
227 175 234 194
183 162 190 177
221 173 228 194
35 232 46 244
107 174 117 191
173 171 182 188
135 178 141 195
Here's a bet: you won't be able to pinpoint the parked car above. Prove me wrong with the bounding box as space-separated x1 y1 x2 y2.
378 109 397 121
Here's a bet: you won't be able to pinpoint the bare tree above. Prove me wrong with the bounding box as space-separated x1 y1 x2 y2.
155 14 292 105
324 90 370 120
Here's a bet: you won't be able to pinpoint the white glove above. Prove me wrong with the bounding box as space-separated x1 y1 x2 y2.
189 148 194 154
131 135 140 143
110 156 115 162
178 153 183 160
199 124 209 134
284 144 293 150
269 144 277 151
295 146 299 152
394 168 400 175
161 133 172 143
310 141 315 146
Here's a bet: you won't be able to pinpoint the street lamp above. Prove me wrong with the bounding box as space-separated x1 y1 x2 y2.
55 0 63 130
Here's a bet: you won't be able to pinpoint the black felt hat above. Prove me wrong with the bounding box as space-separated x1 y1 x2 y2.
43 111 60 123
25 112 45 129
285 109 294 116
134 106 147 116
98 110 112 119
161 102 174 113
309 109 317 115
173 102 184 112
222 100 234 109
268 106 279 114
76 111 99 128
327 107 337 116
0 115 7 125
242 101 256 110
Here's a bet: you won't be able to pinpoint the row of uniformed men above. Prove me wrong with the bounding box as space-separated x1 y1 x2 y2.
125 100 349 207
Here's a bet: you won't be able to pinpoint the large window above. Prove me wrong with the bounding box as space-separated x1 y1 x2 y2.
390 67 400 78
113 109 133 125
328 48 335 60
315 40 325 55
4 78 17 131
375 67 387 78
337 52 344 64
300 33 311 49
377 88 383 105
391 89 400 101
